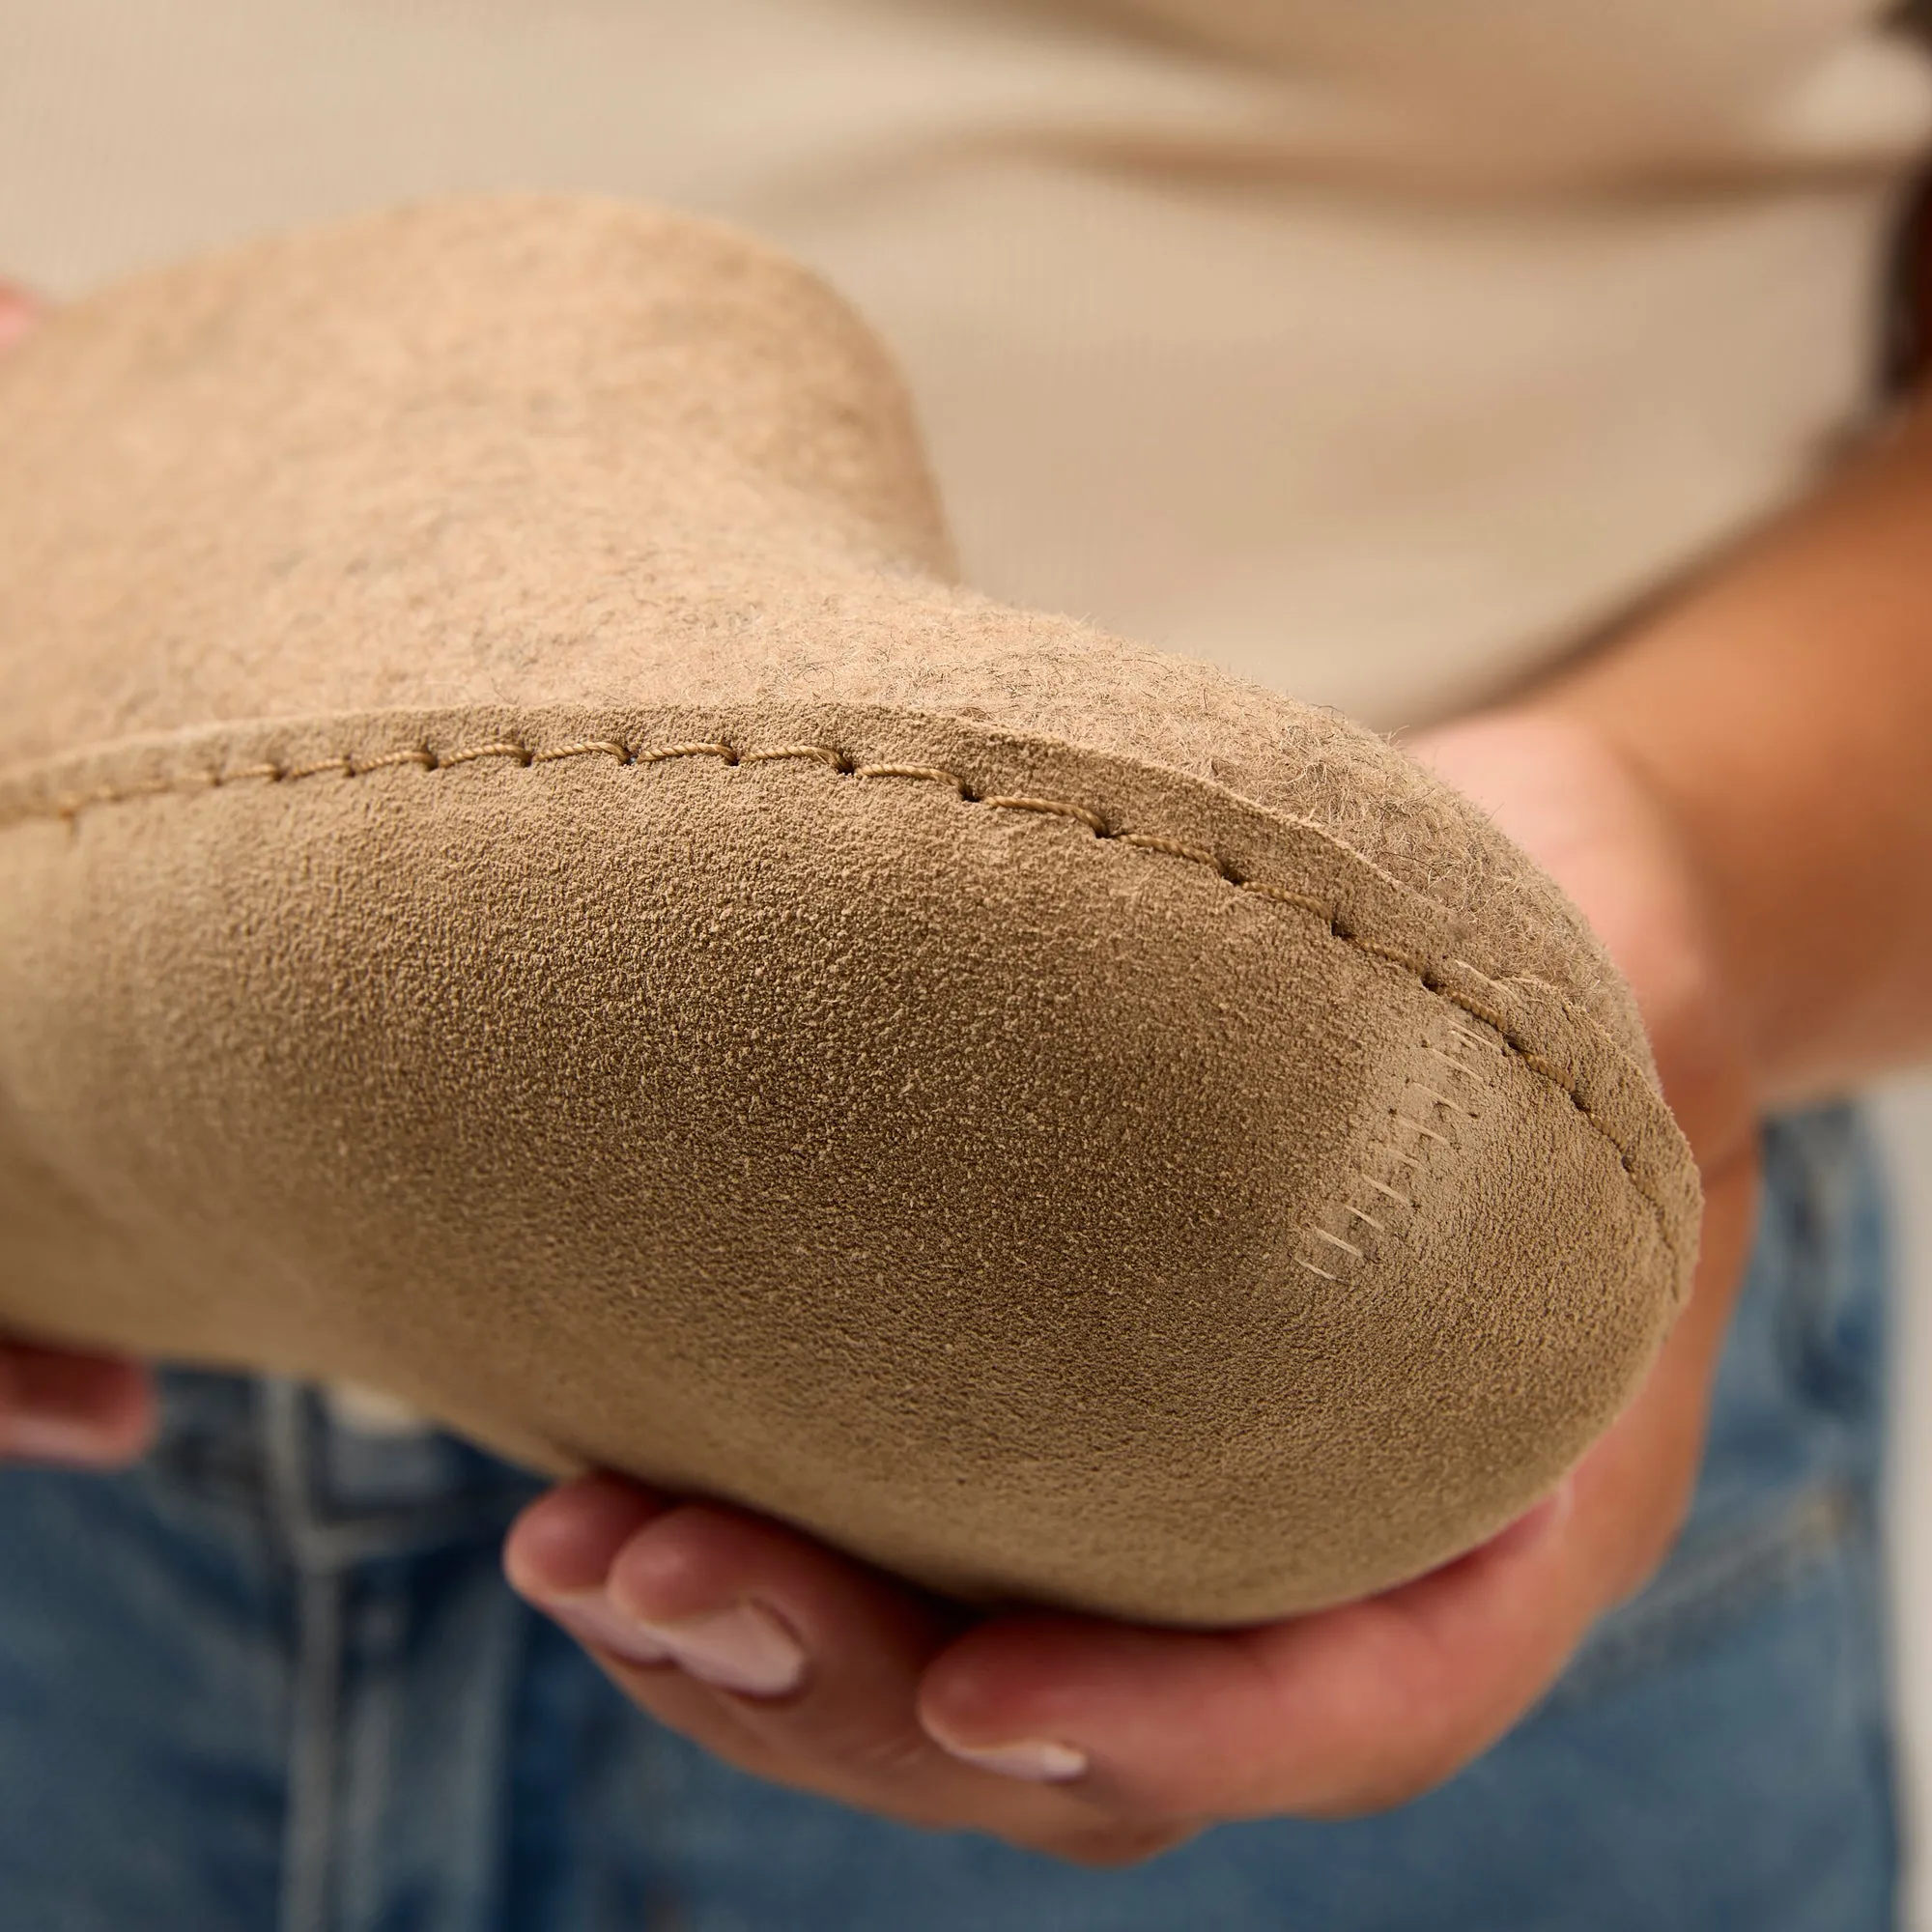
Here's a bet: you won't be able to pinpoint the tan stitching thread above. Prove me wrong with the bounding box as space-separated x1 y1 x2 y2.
633 741 740 766
1309 1227 1365 1260
435 742 531 770
353 748 439 775
1410 1085 1478 1122
850 762 971 792
1295 1014 1492 1285
1118 830 1226 872
529 740 631 767
739 744 850 773
1233 879 1330 920
977 793 1109 835
1363 1177 1417 1209
2 730 1666 1229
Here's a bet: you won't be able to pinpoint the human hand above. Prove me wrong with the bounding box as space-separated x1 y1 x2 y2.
502 707 1759 1862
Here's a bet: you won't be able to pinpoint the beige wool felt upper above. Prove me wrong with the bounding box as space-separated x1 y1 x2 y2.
0 197 1699 1624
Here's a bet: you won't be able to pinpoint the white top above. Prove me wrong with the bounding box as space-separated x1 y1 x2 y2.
2 0 1928 725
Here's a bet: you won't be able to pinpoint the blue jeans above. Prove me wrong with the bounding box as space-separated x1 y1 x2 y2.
0 1108 1897 1930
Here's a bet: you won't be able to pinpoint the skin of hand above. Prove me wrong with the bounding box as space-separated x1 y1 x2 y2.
0 1341 156 1468
0 281 158 1471
499 676 1763 1863
505 322 1932 1860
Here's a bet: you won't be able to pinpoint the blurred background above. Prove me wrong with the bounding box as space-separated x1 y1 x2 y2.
1883 1079 1932 1925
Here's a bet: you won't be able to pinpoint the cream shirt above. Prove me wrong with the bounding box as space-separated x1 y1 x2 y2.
2 0 1928 726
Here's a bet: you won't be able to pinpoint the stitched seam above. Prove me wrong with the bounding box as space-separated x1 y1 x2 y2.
1297 1017 1492 1284
0 732 1671 1236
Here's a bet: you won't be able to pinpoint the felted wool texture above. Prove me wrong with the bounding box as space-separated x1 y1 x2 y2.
0 196 1700 1624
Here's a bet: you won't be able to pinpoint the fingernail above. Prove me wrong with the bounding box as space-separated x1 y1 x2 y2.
626 1603 807 1698
929 1735 1090 1784
545 1593 677 1668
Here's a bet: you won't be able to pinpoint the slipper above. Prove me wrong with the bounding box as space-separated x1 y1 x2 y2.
0 196 1697 1623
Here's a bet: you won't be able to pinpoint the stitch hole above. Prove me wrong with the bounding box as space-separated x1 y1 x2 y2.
752 744 855 775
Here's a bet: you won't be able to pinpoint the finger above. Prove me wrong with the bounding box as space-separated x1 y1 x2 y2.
502 1473 677 1658
513 1488 1133 1844
0 1344 156 1466
918 1477 1583 1822
552 1629 1190 1870
598 1501 975 1792
507 1482 960 1788
505 1480 817 1790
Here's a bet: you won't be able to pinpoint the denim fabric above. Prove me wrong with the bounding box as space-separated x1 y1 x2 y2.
0 1107 1896 1931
